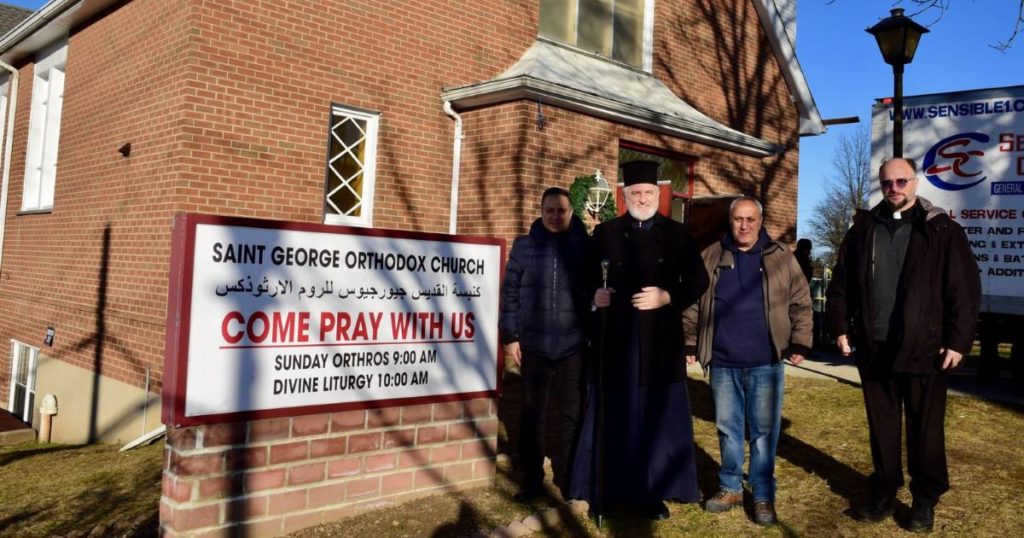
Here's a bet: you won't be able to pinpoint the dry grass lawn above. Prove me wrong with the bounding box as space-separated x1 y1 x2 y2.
1 374 1021 537
296 374 1024 537
0 442 162 537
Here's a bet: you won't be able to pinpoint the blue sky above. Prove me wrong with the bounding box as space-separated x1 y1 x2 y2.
5 0 40 10
7 0 1023 239
796 1 1024 238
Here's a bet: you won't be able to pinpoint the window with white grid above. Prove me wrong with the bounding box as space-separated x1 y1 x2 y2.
324 104 379 227
22 38 67 212
0 77 8 164
9 341 38 425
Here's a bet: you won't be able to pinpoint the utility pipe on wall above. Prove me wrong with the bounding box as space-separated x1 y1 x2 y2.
443 101 463 235
0 59 19 273
39 394 57 443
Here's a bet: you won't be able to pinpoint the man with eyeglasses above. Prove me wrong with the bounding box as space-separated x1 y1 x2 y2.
826 157 980 533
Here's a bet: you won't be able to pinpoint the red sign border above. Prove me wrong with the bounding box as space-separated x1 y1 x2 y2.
161 213 506 428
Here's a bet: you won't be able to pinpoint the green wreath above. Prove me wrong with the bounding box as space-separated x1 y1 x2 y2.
569 174 617 232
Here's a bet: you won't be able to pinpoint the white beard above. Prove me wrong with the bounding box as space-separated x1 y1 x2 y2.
627 205 657 222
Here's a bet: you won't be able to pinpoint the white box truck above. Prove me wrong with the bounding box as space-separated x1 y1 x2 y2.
870 85 1024 377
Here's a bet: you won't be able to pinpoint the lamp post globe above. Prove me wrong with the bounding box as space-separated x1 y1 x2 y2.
866 8 929 158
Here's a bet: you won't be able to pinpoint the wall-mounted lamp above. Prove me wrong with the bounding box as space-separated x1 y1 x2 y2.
586 169 611 215
44 326 55 347
118 142 132 157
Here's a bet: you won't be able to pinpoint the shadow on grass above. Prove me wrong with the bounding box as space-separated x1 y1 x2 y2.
431 494 596 538
0 442 80 467
48 461 162 536
431 503 485 538
776 417 867 511
0 505 45 534
0 443 162 537
688 377 868 509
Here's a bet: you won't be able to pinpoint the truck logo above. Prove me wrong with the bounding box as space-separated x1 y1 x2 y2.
923 132 989 191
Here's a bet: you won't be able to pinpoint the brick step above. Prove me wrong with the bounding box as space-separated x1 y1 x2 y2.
0 427 36 446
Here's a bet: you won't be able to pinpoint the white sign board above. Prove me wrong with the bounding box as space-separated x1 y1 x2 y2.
871 86 1024 313
163 215 503 426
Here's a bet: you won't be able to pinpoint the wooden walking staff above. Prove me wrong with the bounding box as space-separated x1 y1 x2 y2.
594 259 610 528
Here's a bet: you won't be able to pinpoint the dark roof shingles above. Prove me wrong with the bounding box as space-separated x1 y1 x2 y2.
0 3 33 37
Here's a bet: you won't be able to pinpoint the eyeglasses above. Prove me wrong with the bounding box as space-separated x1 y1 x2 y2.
880 177 914 189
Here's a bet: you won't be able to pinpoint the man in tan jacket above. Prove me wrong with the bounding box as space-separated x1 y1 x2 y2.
683 196 812 526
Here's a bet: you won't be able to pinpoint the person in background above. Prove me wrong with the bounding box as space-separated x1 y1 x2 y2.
795 238 814 283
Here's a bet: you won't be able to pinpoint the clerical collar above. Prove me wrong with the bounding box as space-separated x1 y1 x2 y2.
885 204 917 221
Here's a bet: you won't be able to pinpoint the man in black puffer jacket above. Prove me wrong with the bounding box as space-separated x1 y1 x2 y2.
501 186 590 501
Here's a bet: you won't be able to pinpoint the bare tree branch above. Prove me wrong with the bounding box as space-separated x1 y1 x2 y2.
901 0 951 25
991 0 1024 52
839 0 1023 51
806 127 872 268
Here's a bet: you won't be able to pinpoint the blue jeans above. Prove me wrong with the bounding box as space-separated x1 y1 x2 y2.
710 362 785 502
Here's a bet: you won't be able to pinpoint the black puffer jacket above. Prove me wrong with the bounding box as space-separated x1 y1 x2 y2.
500 216 590 360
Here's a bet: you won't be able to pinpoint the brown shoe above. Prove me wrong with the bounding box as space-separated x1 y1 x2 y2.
705 489 743 513
753 501 777 526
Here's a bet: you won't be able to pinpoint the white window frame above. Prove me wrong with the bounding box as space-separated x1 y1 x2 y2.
641 0 654 72
22 38 68 212
540 0 655 71
324 103 379 228
0 77 8 168
9 340 38 425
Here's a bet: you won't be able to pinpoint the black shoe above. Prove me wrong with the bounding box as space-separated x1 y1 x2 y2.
648 501 670 520
907 500 934 533
855 494 895 523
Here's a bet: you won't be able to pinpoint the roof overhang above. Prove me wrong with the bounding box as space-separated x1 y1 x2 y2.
0 0 117 65
443 40 783 158
752 0 826 136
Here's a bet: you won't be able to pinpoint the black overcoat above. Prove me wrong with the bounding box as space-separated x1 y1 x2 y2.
826 197 981 374
589 213 709 384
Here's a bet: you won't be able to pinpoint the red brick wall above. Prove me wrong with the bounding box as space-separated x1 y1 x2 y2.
657 0 801 241
0 0 800 407
0 0 192 400
0 0 537 400
161 400 497 536
0 0 803 533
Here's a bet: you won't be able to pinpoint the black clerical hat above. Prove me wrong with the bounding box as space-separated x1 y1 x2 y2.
620 160 659 186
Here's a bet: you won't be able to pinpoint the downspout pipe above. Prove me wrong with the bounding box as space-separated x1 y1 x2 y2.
443 100 463 235
0 59 19 273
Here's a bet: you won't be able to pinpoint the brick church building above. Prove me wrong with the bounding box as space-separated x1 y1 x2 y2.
0 0 821 534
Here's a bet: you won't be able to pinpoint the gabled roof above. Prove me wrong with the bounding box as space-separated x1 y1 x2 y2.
753 0 825 136
442 40 784 158
1 0 824 141
0 0 108 64
0 3 32 37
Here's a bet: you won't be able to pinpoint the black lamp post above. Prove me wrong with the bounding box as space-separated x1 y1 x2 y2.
866 8 929 158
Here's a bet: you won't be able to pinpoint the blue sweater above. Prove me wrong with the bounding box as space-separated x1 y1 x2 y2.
711 231 774 368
